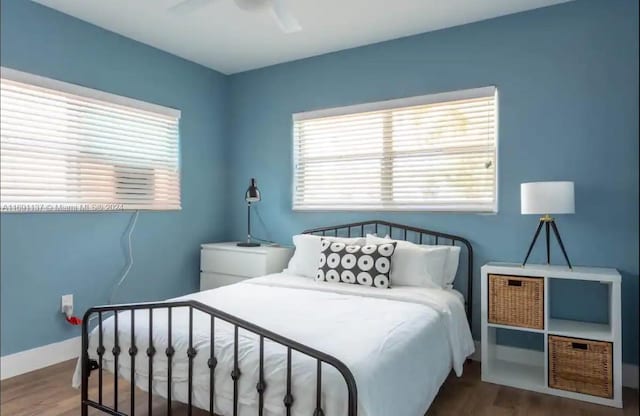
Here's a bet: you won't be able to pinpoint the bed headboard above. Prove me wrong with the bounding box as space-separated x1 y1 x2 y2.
302 220 473 326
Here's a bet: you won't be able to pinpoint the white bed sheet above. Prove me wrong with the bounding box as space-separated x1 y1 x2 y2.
73 273 474 416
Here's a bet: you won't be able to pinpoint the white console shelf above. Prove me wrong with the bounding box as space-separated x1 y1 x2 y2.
481 262 622 408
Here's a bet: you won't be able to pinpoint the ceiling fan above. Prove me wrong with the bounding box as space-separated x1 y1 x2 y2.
168 0 301 34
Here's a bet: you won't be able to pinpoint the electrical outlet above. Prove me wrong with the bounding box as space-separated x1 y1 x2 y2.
61 294 73 314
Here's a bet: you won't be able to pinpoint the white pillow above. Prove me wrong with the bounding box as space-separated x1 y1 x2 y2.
366 234 450 288
285 234 366 278
369 234 462 288
423 244 461 288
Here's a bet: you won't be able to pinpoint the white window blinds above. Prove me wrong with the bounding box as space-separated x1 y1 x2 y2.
293 86 497 212
0 68 181 212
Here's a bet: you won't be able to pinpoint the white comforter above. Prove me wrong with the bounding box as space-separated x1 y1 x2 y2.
73 273 474 416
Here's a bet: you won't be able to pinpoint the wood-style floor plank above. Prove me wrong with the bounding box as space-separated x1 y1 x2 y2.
0 359 637 415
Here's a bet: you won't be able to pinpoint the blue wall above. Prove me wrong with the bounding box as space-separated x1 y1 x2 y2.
0 0 229 355
227 0 639 364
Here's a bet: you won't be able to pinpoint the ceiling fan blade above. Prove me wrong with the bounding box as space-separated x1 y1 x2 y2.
168 0 214 15
269 0 301 33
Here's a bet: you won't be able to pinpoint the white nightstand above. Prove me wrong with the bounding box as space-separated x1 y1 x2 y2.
200 242 294 290
480 262 622 408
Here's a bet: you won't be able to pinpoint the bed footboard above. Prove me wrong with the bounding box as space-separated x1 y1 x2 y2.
81 300 358 416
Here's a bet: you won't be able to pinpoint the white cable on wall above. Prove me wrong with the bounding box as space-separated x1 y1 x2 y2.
86 211 140 326
252 205 277 245
109 210 140 304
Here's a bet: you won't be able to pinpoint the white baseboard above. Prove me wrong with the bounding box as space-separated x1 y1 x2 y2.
0 336 81 380
470 341 638 389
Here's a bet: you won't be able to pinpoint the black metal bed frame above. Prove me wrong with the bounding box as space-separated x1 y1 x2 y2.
81 220 473 416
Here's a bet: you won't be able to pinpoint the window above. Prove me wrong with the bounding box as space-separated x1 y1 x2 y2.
0 67 181 212
292 86 497 212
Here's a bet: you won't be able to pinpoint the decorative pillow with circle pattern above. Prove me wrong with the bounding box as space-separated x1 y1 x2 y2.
315 238 397 288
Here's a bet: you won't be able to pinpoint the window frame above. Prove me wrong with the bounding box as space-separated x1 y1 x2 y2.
291 86 499 213
0 67 182 213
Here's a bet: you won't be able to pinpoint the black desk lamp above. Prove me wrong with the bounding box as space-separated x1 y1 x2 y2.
238 178 261 247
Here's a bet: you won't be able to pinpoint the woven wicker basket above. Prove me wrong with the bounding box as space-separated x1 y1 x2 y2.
488 274 543 329
548 335 613 398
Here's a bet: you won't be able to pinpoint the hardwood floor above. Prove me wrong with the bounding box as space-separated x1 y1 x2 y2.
0 359 637 415
426 363 638 416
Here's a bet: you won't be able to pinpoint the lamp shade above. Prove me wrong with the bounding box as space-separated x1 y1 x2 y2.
521 181 574 215
245 178 261 203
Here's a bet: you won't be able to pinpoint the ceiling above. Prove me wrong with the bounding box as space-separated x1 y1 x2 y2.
34 0 571 74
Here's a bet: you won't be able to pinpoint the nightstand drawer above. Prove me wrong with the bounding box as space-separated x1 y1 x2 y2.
201 248 266 277
200 272 247 291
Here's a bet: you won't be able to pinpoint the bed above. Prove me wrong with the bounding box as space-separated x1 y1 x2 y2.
75 221 475 416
